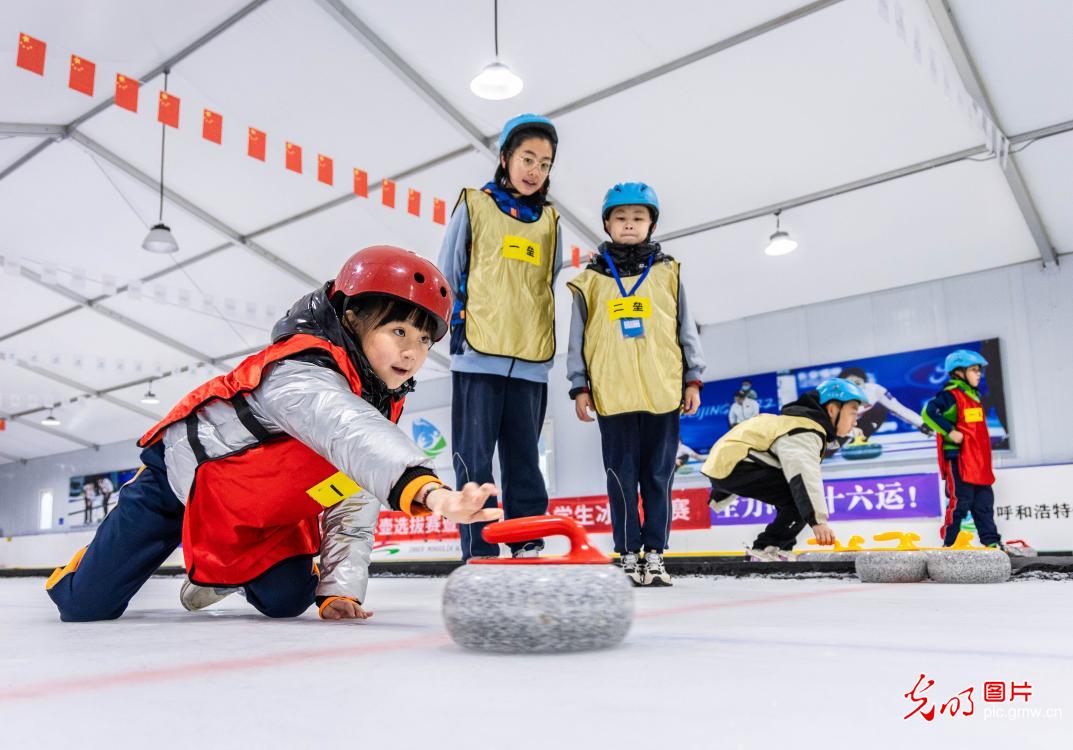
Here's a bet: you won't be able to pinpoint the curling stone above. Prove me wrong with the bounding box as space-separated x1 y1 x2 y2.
841 441 883 460
926 549 1011 584
855 551 928 583
442 516 634 653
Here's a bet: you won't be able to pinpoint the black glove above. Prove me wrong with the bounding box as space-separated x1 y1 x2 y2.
918 424 935 437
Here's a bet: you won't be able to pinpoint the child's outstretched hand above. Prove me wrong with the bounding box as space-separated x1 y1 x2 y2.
811 523 836 546
682 384 701 416
425 483 503 524
949 429 964 444
321 598 374 620
575 392 596 423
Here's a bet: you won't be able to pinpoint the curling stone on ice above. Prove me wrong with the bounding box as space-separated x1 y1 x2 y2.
442 516 634 653
855 531 927 582
926 532 1011 584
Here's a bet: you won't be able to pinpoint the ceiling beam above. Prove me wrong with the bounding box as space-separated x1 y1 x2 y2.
0 449 28 465
15 359 163 421
0 0 269 185
0 140 55 183
925 0 1057 266
655 117 1073 244
0 411 99 450
314 0 605 247
543 0 844 120
68 131 320 286
0 123 66 137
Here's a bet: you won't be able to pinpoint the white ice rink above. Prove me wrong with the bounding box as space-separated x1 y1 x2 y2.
1 575 1069 749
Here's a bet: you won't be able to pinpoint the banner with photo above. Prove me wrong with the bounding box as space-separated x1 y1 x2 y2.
678 338 1008 468
65 468 138 528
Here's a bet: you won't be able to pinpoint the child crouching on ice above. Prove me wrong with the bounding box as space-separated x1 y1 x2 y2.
46 246 501 622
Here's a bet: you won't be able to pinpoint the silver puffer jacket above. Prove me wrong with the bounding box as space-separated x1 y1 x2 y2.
161 284 437 604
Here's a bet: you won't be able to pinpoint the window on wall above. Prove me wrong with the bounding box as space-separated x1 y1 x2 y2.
39 489 53 530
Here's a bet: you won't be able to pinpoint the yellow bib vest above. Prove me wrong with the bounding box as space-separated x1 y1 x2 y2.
567 258 683 416
460 188 558 363
702 414 828 480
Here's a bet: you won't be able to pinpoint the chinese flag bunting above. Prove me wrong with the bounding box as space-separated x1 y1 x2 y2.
433 198 446 225
407 188 421 217
202 109 223 144
68 55 95 96
352 168 368 197
16 33 46 75
571 245 581 268
248 127 266 161
115 74 138 112
317 154 333 186
285 142 302 174
382 179 396 208
157 91 180 128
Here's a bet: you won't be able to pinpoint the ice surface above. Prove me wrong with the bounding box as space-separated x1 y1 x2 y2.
1 575 1069 748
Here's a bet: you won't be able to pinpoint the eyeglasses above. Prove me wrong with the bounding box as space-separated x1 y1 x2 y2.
514 153 553 175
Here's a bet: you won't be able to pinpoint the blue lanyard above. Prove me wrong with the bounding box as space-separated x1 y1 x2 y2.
602 251 654 298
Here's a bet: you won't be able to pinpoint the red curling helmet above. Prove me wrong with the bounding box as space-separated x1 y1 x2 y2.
333 245 452 341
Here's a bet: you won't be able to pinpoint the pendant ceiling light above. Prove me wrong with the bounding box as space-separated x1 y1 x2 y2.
764 209 798 257
141 381 160 405
470 0 523 100
41 408 60 426
142 70 179 254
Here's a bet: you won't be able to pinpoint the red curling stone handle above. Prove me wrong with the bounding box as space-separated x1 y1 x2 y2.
476 515 611 565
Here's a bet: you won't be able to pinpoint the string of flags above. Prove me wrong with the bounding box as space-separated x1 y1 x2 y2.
13 31 593 269
14 32 450 225
1 254 279 328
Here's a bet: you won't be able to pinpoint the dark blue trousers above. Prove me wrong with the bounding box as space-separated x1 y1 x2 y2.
940 456 1000 546
47 442 317 621
597 409 680 554
452 371 549 560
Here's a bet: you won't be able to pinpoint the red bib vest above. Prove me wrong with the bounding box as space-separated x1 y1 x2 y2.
139 334 404 586
934 386 994 486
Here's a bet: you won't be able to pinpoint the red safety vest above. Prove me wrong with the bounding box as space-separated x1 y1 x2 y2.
935 386 994 486
139 334 404 586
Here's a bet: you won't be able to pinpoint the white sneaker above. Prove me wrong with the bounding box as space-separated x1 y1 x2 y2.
180 579 240 612
709 492 738 513
773 548 797 562
747 546 782 562
620 552 643 586
512 543 542 559
995 540 1037 557
641 552 672 587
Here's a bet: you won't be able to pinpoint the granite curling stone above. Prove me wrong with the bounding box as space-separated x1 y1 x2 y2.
926 549 1011 584
442 516 634 653
855 551 928 583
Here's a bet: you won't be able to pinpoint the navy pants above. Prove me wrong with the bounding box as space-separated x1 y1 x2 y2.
46 442 317 621
710 461 808 551
597 409 679 554
452 371 549 560
940 456 1000 546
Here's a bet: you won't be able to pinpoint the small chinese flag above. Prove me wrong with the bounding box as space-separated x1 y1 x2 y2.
157 91 180 128
433 198 446 225
202 109 223 144
571 245 581 268
352 168 368 197
285 142 302 174
0 417 6 431
115 74 138 112
382 179 396 208
16 33 46 75
317 154 333 186
68 55 96 96
407 188 421 217
248 127 266 161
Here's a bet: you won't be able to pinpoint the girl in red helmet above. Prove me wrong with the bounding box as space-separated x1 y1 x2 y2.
45 246 501 622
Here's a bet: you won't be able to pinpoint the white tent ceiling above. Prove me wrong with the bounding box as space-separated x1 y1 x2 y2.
1 0 1071 463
